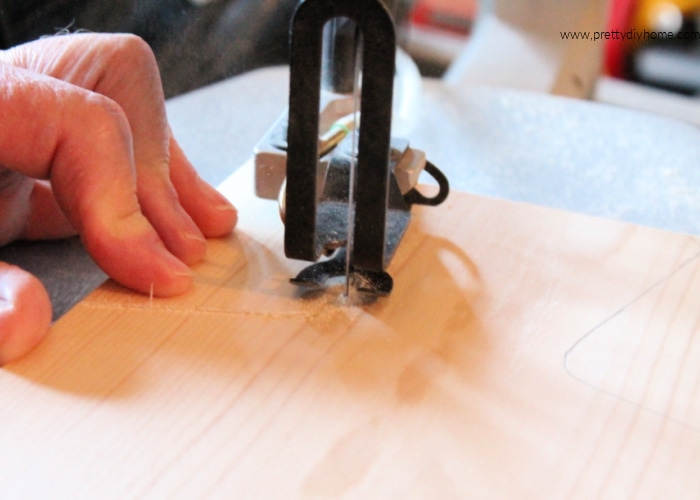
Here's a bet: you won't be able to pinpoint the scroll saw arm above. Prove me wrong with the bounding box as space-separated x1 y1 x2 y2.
254 0 449 297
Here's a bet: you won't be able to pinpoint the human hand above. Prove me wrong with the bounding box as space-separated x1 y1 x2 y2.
0 33 237 363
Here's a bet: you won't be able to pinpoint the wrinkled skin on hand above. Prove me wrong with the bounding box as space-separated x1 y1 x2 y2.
0 33 238 363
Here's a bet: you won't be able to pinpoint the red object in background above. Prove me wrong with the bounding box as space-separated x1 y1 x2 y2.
410 0 478 36
606 0 637 77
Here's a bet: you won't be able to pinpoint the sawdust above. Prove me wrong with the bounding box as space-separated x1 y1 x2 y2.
82 287 370 323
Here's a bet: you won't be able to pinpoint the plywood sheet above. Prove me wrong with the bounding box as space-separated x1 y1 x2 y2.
2 162 699 498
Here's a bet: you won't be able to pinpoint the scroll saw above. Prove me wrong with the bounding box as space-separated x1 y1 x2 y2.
254 0 449 297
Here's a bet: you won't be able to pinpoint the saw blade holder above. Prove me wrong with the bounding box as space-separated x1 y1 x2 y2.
254 0 449 297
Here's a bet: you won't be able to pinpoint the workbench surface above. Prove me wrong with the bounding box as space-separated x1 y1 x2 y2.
3 158 700 497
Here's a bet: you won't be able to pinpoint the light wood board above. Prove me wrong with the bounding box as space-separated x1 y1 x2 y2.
2 162 700 498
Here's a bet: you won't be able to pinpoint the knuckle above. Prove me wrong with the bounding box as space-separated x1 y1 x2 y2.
110 34 157 68
82 93 130 139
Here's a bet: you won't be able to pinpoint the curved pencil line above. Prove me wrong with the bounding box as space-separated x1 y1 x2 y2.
562 241 700 432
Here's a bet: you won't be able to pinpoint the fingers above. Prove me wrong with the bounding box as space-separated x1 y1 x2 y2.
0 34 239 299
0 172 75 245
0 61 192 297
22 180 76 241
0 263 52 364
168 136 238 238
0 169 33 246
3 34 237 264
0 33 241 362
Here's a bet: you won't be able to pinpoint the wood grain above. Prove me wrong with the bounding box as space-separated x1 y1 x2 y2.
2 162 699 498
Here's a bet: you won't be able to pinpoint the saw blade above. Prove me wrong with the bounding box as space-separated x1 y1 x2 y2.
343 25 363 297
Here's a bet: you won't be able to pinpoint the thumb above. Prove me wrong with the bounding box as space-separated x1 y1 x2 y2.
0 263 52 364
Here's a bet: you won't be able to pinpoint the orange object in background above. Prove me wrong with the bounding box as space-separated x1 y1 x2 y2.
634 0 700 32
606 0 700 78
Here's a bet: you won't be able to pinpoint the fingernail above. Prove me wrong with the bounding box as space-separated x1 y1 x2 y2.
156 242 193 274
175 269 193 279
184 231 207 245
198 177 230 203
166 256 194 286
216 202 237 214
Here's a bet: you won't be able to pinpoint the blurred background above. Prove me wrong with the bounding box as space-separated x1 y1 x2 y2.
0 0 299 97
1 0 699 97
